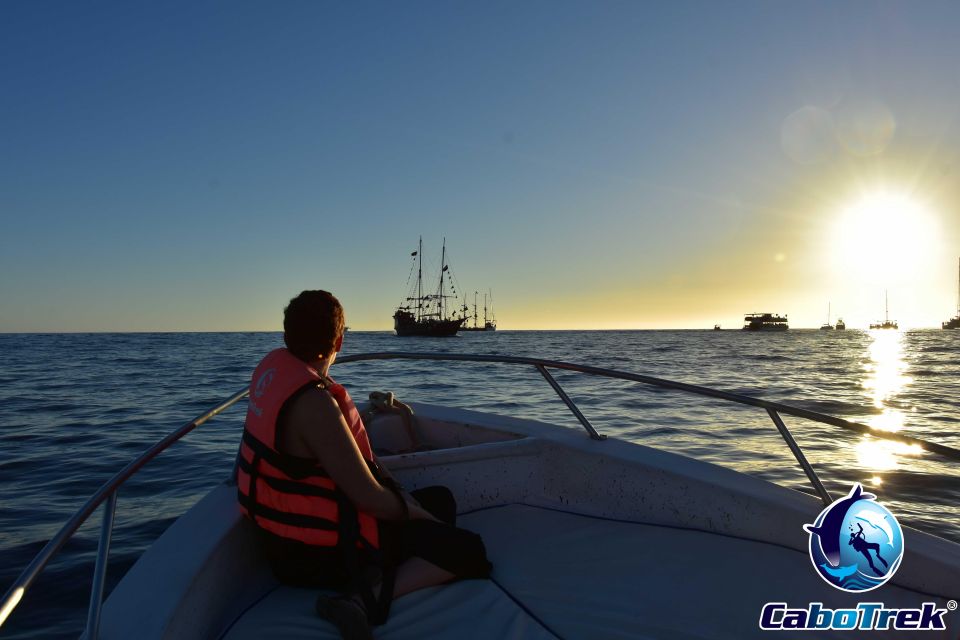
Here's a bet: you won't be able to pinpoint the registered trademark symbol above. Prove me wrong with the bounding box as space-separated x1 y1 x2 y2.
948 600 957 611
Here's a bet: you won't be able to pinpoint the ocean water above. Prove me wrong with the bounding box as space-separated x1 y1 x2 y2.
1 329 958 638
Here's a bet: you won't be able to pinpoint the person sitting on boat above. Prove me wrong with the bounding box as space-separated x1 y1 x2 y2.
236 290 492 639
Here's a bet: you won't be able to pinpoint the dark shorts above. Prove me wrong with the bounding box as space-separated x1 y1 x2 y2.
260 486 492 589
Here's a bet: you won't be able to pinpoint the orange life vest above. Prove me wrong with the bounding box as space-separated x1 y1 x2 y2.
236 348 380 549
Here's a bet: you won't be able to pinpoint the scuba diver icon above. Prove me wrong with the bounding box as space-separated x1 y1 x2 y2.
849 523 889 576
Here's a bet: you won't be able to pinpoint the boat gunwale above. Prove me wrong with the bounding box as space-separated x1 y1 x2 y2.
337 352 960 462
2 351 959 635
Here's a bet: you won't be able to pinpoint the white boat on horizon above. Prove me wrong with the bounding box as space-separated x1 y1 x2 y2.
2 353 958 639
943 258 960 330
820 303 834 330
870 291 899 330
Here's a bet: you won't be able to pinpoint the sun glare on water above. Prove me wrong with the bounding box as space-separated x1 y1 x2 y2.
855 329 923 471
830 191 939 287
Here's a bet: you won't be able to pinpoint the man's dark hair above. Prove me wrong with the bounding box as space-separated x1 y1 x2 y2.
283 290 345 361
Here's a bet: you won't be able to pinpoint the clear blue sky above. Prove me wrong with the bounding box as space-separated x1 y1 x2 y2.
3 1 960 331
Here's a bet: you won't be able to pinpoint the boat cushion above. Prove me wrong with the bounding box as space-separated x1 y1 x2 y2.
460 504 958 639
221 504 958 639
220 574 556 639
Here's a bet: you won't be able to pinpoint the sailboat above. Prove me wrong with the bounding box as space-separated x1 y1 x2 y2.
393 237 466 337
869 291 898 330
460 290 498 332
484 290 497 331
942 258 960 330
819 303 834 330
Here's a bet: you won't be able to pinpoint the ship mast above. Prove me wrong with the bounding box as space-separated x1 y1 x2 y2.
438 237 447 320
417 235 423 322
885 290 889 323
956 258 959 316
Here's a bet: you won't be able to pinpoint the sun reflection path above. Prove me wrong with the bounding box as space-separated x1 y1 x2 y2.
856 330 922 471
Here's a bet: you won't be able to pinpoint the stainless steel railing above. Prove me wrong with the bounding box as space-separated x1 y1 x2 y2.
0 387 249 638
335 352 960 505
2 351 959 637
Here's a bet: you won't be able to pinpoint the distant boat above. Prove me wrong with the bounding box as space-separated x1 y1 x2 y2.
460 290 497 332
869 290 898 330
835 318 846 331
819 303 834 331
943 258 960 330
743 312 788 331
393 237 466 337
713 324 721 331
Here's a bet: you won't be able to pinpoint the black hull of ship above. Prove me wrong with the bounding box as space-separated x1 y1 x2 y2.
742 313 788 331
943 317 960 330
394 316 464 337
461 324 496 332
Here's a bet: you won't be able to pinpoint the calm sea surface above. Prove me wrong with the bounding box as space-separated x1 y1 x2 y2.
1 330 959 638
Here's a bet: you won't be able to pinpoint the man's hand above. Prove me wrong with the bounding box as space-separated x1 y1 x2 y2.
407 502 440 522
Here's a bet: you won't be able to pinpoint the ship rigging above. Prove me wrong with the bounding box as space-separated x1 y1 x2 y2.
393 237 466 337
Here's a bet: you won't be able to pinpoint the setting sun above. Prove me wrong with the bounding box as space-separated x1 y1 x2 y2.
830 191 940 288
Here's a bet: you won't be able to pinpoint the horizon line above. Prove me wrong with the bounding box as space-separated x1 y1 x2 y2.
1 326 955 335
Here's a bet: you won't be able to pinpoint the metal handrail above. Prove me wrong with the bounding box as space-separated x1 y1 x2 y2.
336 352 959 508
2 351 959 636
0 387 249 634
337 352 960 462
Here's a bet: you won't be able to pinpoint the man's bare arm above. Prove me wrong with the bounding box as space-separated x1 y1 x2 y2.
286 388 435 521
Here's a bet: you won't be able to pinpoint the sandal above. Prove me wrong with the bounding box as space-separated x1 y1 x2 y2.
315 594 373 640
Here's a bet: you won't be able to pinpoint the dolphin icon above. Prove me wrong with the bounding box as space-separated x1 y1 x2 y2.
855 509 895 547
803 484 876 567
820 563 858 580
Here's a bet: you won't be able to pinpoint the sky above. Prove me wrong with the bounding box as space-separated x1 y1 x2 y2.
2 1 960 331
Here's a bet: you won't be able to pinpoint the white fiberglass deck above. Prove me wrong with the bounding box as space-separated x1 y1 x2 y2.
93 402 960 640
8 356 960 639
221 503 956 640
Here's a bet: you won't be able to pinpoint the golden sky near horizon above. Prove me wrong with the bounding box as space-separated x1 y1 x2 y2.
5 4 960 333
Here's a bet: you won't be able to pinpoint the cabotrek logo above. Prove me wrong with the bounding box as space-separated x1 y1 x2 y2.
248 367 276 417
758 483 953 632
254 368 276 399
803 483 903 592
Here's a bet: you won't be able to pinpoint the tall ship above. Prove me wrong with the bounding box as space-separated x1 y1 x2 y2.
943 258 960 330
393 237 466 337
460 290 497 332
869 290 898 330
743 312 788 331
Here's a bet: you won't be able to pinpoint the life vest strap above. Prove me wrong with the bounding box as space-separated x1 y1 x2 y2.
242 430 331 480
237 456 340 501
334 491 394 625
238 493 340 531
